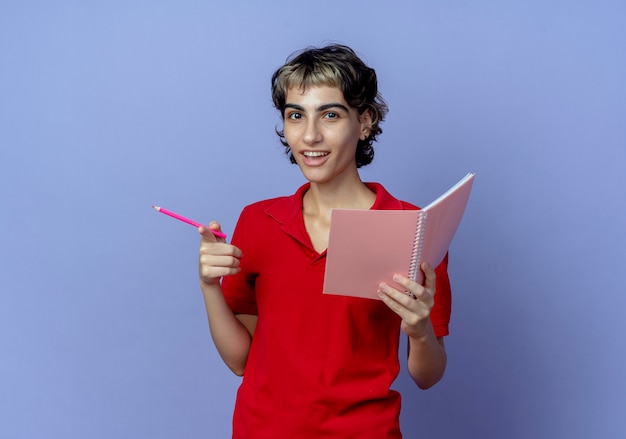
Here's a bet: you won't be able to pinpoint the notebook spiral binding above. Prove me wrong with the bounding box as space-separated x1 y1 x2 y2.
408 213 427 283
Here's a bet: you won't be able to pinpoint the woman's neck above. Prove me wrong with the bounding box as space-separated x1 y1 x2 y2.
302 176 376 253
303 175 376 219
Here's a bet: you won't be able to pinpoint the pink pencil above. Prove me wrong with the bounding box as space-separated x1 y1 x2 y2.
152 206 227 239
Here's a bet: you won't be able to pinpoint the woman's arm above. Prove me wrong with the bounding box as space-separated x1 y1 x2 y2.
198 224 253 376
377 261 447 389
406 326 447 389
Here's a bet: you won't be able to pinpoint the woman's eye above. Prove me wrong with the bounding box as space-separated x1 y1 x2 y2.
287 112 302 120
324 112 338 119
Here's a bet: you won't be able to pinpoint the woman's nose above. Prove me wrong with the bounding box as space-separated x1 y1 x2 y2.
303 119 322 145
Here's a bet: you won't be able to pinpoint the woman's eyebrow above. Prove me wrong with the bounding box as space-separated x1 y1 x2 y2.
318 103 350 113
284 103 350 113
284 103 305 112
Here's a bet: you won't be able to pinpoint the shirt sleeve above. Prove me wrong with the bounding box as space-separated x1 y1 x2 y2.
221 206 259 315
430 253 452 337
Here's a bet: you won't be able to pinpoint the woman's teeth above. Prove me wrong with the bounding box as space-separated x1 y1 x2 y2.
303 151 329 157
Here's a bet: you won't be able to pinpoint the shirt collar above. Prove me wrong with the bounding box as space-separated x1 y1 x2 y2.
265 182 405 249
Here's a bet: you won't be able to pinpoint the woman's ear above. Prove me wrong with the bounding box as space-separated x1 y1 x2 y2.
359 108 373 140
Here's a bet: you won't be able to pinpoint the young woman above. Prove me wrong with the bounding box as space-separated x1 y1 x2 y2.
198 44 452 438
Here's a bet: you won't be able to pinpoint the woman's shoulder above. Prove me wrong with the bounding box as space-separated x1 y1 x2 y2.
244 195 290 211
366 182 420 211
240 183 308 219
400 199 419 211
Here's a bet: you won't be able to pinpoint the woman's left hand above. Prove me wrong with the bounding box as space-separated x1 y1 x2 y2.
377 261 436 339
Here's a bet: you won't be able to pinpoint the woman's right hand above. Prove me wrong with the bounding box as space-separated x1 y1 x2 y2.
198 222 242 286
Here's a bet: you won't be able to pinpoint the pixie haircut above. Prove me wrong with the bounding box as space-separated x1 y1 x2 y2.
271 44 388 168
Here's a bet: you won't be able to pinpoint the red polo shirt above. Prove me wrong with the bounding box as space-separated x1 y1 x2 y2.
222 183 452 439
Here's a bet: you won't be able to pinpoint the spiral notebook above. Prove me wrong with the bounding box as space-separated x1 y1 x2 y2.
323 173 475 300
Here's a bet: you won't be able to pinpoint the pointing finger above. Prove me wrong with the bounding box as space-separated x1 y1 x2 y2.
199 221 226 242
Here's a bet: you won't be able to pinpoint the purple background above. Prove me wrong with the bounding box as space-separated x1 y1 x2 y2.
1 1 625 438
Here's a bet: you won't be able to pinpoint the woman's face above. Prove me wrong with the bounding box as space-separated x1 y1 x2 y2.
282 85 370 186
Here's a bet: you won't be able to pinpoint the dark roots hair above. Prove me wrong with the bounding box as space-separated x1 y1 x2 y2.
271 44 388 168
